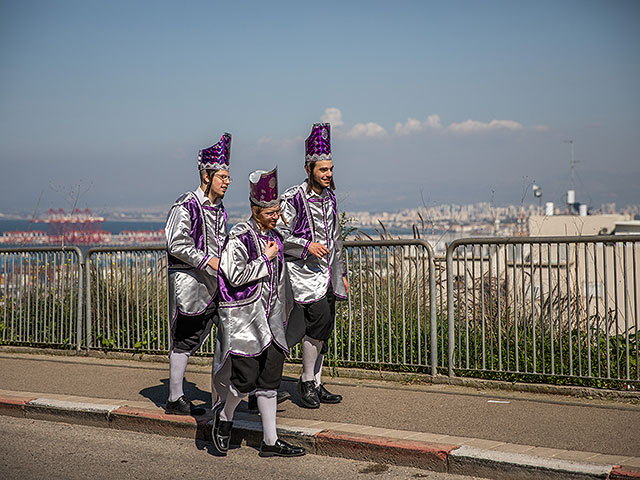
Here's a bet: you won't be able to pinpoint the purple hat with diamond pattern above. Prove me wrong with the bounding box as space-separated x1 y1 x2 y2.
305 123 332 162
197 133 231 171
249 167 279 207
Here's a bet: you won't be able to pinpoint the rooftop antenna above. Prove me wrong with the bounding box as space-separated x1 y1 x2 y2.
564 139 583 214
564 139 578 190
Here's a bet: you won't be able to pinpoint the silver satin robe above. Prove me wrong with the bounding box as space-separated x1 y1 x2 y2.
278 180 347 304
166 188 227 321
212 218 289 379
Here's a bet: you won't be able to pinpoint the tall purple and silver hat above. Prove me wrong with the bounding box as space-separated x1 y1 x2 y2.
197 133 231 171
305 123 332 163
249 167 279 207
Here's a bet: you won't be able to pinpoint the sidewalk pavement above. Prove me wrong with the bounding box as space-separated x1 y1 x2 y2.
1 348 639 480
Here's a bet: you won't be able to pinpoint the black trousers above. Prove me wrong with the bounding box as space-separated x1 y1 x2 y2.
172 303 218 354
302 287 336 342
229 343 286 394
285 287 336 355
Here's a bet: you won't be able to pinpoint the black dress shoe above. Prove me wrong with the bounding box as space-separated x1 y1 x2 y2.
212 403 233 454
297 378 320 409
165 395 206 416
259 439 306 457
317 384 342 404
277 390 291 404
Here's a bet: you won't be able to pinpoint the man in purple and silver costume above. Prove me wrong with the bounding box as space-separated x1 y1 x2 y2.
210 167 305 458
278 123 349 409
164 133 232 415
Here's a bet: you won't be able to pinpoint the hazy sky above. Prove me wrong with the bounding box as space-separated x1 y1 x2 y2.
1 0 639 216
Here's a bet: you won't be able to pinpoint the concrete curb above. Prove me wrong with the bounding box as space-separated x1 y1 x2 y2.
1 393 638 479
25 398 120 427
448 445 612 480
0 394 36 417
610 465 640 479
110 406 207 439
315 430 455 472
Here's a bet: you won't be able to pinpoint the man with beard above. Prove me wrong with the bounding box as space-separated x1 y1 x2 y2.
164 133 232 415
278 123 349 409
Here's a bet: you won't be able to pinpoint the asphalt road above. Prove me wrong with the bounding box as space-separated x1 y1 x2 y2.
1 352 639 457
0 416 490 480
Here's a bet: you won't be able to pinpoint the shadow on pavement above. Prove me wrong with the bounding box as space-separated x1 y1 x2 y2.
139 378 212 409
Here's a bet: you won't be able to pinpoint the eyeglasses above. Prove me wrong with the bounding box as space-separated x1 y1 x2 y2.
214 174 232 183
262 209 282 218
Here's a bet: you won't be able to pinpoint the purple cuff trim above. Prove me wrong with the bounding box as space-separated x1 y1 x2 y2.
197 255 210 270
301 240 311 259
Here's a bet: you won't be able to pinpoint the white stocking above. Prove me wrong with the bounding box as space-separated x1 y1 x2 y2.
301 336 322 382
168 351 190 402
256 389 278 445
314 352 324 386
220 384 245 422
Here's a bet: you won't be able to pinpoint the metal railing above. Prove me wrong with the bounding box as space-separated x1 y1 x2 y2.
446 235 640 383
84 246 216 355
82 241 439 368
324 239 438 374
86 247 168 353
2 234 638 388
0 247 83 349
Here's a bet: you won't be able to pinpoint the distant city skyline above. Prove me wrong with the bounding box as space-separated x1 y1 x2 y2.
3 199 637 226
3 199 637 250
1 1 638 213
